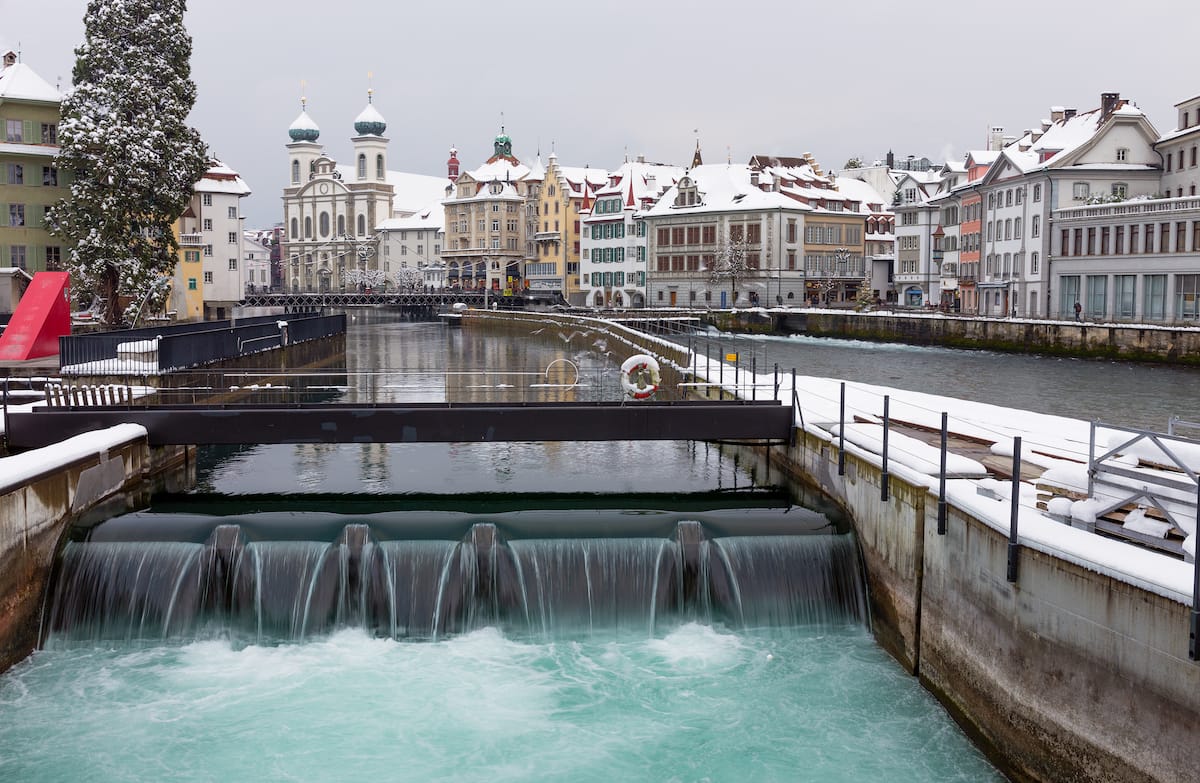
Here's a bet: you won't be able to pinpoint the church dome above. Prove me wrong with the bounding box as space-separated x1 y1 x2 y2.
288 108 320 142
354 98 387 136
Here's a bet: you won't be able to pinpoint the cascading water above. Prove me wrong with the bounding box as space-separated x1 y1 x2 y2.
41 510 869 647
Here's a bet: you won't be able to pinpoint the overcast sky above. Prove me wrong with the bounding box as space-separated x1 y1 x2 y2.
4 0 1199 227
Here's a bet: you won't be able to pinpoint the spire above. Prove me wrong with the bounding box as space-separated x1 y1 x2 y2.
691 136 703 168
288 95 320 142
580 181 592 213
625 178 636 208
354 85 387 136
447 145 460 182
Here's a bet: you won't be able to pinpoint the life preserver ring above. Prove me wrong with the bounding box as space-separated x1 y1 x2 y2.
620 354 661 400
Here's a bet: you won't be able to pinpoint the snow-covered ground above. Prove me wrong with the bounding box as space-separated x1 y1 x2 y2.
681 349 1199 606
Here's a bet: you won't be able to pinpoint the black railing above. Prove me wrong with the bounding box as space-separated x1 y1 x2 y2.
58 312 343 376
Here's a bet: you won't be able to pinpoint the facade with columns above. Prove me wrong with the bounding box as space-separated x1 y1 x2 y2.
280 96 449 293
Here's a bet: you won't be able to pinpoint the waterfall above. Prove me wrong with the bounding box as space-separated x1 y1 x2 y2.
42 514 869 646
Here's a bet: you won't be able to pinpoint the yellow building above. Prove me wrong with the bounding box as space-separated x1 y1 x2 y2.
530 154 607 304
168 213 205 321
0 50 68 274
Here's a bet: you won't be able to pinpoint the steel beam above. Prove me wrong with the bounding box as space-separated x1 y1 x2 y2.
5 401 793 448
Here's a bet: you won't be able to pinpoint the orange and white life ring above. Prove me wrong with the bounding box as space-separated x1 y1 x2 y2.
620 354 661 399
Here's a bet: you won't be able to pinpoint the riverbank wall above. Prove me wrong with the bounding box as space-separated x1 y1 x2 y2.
741 427 1198 783
705 308 1200 365
0 427 193 673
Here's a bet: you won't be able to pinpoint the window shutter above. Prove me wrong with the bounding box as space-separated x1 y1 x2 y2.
24 120 35 143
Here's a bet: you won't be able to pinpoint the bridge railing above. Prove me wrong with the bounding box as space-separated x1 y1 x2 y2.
59 312 341 376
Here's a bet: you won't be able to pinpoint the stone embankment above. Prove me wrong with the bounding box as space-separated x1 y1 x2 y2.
704 308 1200 365
0 427 192 673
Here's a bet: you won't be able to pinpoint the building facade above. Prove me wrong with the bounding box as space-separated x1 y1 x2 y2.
172 160 251 320
0 50 66 274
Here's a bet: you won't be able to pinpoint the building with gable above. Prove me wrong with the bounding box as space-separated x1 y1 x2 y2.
642 163 810 308
579 157 682 308
0 49 67 275
171 159 251 320
441 130 541 295
281 93 449 293
531 154 608 304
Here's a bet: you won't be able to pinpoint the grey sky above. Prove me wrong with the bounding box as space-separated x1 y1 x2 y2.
4 0 1199 228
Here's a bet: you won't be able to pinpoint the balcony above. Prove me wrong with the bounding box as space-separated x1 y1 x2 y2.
180 233 204 247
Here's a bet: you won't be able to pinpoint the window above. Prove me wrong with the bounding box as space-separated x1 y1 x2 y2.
358 215 366 235
203 218 213 231
1143 274 1166 319
1015 188 1023 205
1031 252 1040 274
228 258 237 270
6 163 22 184
376 155 384 179
228 206 237 219
188 278 197 290
1111 183 1127 199
1073 182 1090 200
1115 275 1136 318
9 245 26 269
8 204 24 226
43 166 57 186
1059 275 1081 318
6 119 22 142
290 218 298 238
1006 190 1013 207
41 123 57 144
357 154 366 179
1176 274 1200 319
228 231 237 244
203 271 214 284
292 160 300 184
204 245 213 257
46 246 62 270
1032 215 1040 238
1033 184 1042 202
1116 148 1128 162
202 194 212 207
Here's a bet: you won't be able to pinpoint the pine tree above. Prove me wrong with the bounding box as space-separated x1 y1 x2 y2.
48 0 208 326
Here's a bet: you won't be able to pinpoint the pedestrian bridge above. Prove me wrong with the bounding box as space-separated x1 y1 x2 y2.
3 399 795 449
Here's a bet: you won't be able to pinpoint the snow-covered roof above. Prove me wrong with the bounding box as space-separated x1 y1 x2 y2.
467 157 532 183
195 159 252 196
331 166 450 216
378 197 446 232
833 176 890 212
643 164 812 218
0 61 61 103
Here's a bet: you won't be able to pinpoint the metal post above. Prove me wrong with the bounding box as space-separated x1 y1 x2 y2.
938 411 948 535
773 363 779 401
881 395 890 501
1087 420 1097 498
734 352 740 399
751 357 756 401
838 382 846 476
1007 436 1023 583
1191 477 1200 660
719 342 724 400
1 376 9 449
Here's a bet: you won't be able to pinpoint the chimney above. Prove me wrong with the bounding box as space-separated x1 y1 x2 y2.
646 174 657 194
1 50 15 68
886 150 895 169
1100 92 1120 121
1063 108 1077 121
1050 106 1065 123
750 171 760 187
636 154 645 163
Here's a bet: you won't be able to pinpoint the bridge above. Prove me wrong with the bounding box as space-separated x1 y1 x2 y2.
2 400 795 449
241 290 538 311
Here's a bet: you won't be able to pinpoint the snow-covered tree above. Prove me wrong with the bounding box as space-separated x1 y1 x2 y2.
708 230 757 306
855 270 875 311
389 267 424 291
48 0 208 326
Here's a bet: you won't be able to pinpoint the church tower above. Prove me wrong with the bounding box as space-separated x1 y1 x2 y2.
351 88 388 184
286 98 322 187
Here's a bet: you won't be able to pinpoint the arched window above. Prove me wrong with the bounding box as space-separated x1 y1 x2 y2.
291 160 300 184
357 154 366 179
337 215 346 236
304 216 312 238
376 155 384 179
319 212 330 237
290 217 298 238
357 214 366 235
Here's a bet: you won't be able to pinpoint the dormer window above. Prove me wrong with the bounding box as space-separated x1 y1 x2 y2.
674 176 700 207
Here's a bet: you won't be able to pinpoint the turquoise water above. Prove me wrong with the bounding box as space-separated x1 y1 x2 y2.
0 624 1002 783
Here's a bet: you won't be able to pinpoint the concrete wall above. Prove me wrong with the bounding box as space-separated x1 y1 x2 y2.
782 311 1200 365
0 435 193 674
751 429 1200 783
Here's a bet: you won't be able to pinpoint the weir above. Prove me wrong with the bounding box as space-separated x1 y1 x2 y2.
42 509 868 646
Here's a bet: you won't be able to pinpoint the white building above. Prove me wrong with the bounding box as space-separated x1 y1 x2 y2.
281 95 449 292
378 199 445 290
243 235 272 294
579 157 682 308
1157 92 1200 199
175 160 250 320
